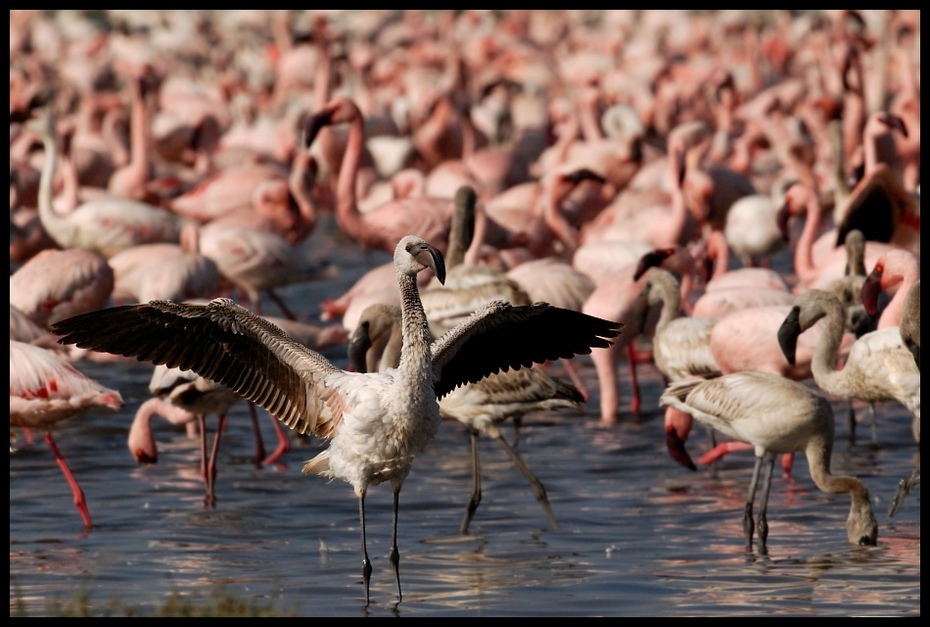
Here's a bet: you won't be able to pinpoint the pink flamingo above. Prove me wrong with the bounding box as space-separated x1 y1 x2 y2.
777 181 896 291
860 248 920 330
34 107 186 259
582 246 695 424
10 339 125 528
833 111 919 256
304 96 455 253
10 248 114 329
196 221 335 319
109 223 221 304
132 364 241 507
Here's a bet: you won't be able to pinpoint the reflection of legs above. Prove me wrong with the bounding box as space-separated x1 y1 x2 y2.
460 429 482 535
45 431 93 528
496 432 558 530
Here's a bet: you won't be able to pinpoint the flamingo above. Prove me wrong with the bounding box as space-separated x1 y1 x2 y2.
776 181 895 291
897 279 920 370
582 245 695 424
860 248 920 330
303 97 454 253
131 364 241 507
52 234 621 606
639 268 720 470
33 107 186 259
10 339 125 529
196 221 335 319
660 370 878 551
778 289 920 444
833 111 919 256
108 223 222 304
10 247 115 329
348 302 583 534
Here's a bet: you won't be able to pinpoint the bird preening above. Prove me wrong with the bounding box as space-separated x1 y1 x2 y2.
52 234 622 606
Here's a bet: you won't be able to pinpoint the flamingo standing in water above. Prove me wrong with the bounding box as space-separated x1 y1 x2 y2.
10 339 125 529
348 302 584 535
778 289 920 445
660 370 878 551
52 234 621 606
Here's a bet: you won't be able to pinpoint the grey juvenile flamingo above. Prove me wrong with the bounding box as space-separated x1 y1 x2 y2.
52 234 621 606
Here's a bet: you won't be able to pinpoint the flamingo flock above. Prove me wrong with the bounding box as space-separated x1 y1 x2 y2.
10 10 919 606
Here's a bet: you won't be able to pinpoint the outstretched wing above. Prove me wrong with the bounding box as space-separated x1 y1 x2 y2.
430 301 621 398
51 298 341 437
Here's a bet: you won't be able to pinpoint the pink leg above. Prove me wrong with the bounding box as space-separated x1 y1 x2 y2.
204 414 226 508
780 452 795 479
626 343 641 415
557 358 590 401
697 441 754 466
261 413 291 466
44 432 92 529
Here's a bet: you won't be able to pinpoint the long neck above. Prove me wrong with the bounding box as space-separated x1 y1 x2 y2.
803 431 876 545
397 270 433 380
36 118 73 246
653 276 682 337
879 259 919 329
808 298 852 397
543 175 579 256
793 192 824 285
334 108 365 239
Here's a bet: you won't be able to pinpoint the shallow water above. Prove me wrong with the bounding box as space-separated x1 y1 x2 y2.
10 222 921 616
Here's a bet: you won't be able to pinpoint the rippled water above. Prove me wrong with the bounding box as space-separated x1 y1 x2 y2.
10 222 921 616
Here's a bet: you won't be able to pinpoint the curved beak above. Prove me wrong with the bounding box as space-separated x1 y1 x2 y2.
860 266 884 316
777 306 802 367
634 248 675 281
347 325 373 374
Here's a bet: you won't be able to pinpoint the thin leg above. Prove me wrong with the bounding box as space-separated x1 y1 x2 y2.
511 416 522 449
888 464 921 518
198 415 208 488
359 494 372 606
626 343 641 415
247 402 267 464
44 432 92 529
868 402 878 445
743 456 764 551
460 429 482 535
756 456 776 550
390 488 402 603
261 412 291 466
495 432 558 529
847 400 857 442
204 414 226 508
558 358 590 402
266 288 298 320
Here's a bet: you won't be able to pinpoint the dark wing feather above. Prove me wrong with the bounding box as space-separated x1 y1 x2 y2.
51 298 339 435
430 301 621 398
